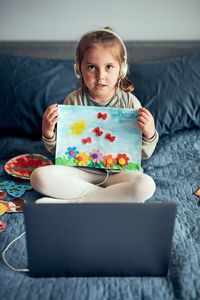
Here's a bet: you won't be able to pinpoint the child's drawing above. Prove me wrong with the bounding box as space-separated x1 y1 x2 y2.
56 105 142 171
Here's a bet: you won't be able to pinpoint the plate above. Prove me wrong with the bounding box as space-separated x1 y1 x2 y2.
5 153 53 180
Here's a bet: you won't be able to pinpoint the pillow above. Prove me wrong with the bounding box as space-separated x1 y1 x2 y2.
0 54 78 136
129 53 200 136
1 53 200 137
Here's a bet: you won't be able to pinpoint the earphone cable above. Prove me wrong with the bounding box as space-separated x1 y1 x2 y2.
2 231 29 272
96 169 109 186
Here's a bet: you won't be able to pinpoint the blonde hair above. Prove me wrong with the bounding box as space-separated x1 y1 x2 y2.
75 27 134 93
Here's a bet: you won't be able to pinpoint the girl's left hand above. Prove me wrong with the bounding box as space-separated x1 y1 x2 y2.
137 107 156 140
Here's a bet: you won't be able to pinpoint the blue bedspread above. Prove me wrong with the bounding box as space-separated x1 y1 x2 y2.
0 128 200 300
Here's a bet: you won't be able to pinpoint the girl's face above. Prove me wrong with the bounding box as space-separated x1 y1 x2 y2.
80 44 121 102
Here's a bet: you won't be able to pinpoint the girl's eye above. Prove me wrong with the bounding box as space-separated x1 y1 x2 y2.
87 65 96 70
107 65 114 70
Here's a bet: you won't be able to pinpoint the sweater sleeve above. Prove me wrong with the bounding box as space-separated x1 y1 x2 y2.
141 131 159 159
128 93 159 160
42 131 57 155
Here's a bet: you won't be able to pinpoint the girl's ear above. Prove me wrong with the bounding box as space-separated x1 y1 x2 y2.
74 63 81 79
120 62 128 79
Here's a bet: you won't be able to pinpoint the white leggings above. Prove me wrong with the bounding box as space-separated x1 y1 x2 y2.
30 165 156 204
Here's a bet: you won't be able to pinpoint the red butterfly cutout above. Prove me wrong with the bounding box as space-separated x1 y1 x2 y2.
82 137 92 144
98 112 107 120
106 133 115 142
93 127 103 136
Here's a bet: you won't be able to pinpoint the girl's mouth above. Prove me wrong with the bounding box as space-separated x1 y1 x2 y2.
96 83 106 88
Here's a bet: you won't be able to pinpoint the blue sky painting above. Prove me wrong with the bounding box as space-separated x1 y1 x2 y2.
56 105 142 171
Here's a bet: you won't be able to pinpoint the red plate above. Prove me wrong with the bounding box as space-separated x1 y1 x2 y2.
5 153 53 180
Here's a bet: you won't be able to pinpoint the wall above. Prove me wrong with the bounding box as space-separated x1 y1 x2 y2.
0 0 200 41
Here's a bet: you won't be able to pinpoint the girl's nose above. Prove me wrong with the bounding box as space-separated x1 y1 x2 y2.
97 68 105 80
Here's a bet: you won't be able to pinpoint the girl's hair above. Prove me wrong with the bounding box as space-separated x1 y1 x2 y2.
75 27 134 93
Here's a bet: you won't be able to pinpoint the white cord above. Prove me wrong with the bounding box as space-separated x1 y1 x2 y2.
96 170 109 186
2 231 29 272
2 170 108 272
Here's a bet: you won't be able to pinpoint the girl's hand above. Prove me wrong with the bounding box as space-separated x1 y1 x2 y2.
137 107 156 140
42 103 59 139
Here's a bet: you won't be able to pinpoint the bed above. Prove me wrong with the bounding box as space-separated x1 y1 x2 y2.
0 40 200 300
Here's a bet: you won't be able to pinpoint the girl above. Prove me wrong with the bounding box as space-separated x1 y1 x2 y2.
31 27 159 203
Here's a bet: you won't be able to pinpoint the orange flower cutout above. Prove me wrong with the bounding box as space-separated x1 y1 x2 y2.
102 154 116 168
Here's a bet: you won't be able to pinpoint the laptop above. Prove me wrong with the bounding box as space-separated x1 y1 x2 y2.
24 202 177 277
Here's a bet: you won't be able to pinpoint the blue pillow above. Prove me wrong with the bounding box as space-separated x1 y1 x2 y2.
1 53 200 137
130 54 200 136
0 55 77 136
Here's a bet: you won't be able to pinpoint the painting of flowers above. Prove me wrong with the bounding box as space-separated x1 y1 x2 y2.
55 105 142 171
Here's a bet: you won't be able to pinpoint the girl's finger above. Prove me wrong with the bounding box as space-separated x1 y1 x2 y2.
48 111 59 122
137 116 147 124
50 116 59 126
46 107 59 120
139 107 152 117
138 113 149 121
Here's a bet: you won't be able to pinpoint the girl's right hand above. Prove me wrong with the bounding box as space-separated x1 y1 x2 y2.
42 103 59 139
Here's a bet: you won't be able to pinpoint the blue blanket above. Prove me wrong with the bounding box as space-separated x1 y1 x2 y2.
0 129 200 300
